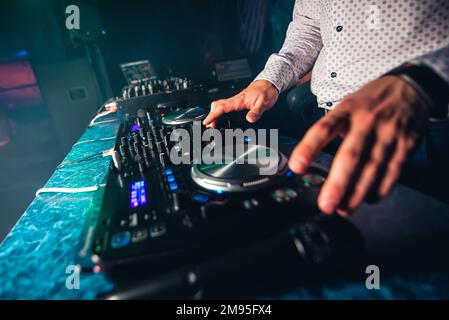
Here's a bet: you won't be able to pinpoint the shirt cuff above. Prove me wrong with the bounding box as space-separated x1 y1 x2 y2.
253 59 298 93
252 75 281 94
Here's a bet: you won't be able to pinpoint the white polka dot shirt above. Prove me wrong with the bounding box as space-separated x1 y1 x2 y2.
255 0 449 109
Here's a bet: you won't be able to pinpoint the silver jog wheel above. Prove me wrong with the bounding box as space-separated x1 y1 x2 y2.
191 144 288 192
161 106 207 126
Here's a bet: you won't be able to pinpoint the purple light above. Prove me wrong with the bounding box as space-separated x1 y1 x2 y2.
131 124 140 132
130 180 147 208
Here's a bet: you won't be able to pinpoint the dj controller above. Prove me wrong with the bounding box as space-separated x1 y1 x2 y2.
78 77 365 298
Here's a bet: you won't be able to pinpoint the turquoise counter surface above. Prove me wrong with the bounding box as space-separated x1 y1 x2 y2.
0 118 120 299
1 115 449 299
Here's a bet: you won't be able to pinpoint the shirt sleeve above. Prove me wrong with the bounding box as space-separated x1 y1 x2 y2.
254 0 322 93
413 44 449 85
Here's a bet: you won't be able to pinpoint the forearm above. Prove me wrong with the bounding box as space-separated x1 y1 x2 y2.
255 0 322 93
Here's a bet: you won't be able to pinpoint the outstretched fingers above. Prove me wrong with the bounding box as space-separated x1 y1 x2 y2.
289 111 349 174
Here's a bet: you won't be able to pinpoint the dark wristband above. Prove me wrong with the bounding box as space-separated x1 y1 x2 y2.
385 64 449 119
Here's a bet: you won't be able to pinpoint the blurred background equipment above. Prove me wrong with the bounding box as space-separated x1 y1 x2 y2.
63 0 113 103
120 60 157 85
214 58 252 82
34 58 103 153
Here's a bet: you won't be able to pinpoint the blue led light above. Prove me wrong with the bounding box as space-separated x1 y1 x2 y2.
15 50 28 58
193 193 209 203
214 189 224 194
169 182 178 191
111 231 130 249
244 136 252 142
167 175 175 182
165 169 173 175
286 170 293 177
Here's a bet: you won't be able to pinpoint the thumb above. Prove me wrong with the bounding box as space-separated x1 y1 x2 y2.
246 96 267 123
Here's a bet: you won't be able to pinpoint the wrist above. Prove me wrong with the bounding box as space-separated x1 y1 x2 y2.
252 79 280 95
385 64 449 119
385 75 430 115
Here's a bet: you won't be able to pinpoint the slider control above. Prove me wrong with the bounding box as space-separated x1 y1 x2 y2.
172 193 180 212
159 153 167 167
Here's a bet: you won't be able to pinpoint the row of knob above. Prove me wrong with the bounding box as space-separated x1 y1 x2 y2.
121 77 193 99
118 113 172 172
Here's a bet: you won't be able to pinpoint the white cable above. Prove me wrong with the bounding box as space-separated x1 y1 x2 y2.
96 98 118 114
35 104 119 198
89 110 115 126
90 118 120 126
35 184 106 197
36 147 114 196
89 102 118 126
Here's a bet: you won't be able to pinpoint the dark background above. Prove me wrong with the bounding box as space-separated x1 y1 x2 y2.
0 0 296 241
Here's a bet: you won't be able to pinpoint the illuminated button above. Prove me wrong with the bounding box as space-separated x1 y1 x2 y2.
167 175 175 182
128 213 138 227
111 231 131 249
94 244 102 254
149 223 167 238
285 188 298 198
302 174 325 187
169 182 178 191
131 228 148 243
165 169 173 175
131 124 140 132
271 188 298 203
242 198 259 210
193 193 209 203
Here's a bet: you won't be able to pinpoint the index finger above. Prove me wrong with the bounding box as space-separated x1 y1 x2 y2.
317 125 371 214
288 111 348 173
203 98 245 126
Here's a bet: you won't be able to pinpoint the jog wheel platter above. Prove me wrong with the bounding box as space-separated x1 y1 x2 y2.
191 143 289 192
161 106 207 126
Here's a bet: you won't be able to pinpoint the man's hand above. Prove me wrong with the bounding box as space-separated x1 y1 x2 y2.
203 80 279 128
288 76 429 215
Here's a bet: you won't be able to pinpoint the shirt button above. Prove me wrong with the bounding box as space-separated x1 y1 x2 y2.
336 26 343 32
326 102 333 107
330 72 337 78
